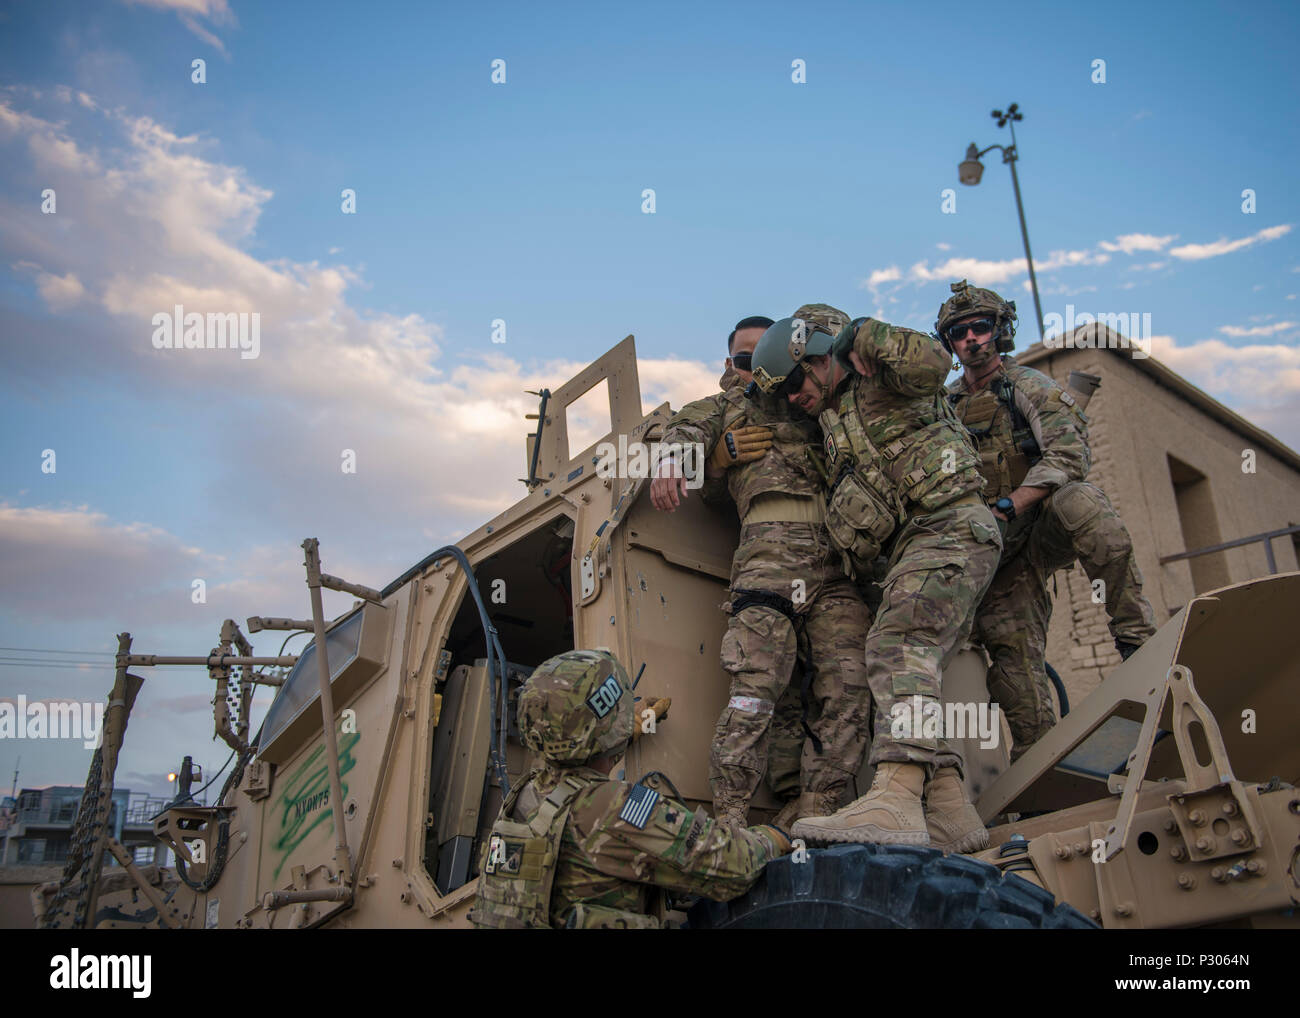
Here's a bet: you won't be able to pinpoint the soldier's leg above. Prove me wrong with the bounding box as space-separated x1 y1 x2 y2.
799 588 873 807
795 503 1000 845
974 552 1057 760
1043 482 1157 649
708 605 798 826
763 684 803 803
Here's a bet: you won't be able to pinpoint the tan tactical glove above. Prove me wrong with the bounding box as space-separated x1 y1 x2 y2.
707 425 774 471
629 697 671 741
752 824 793 856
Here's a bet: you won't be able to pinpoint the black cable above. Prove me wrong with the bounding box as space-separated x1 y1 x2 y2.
424 545 511 796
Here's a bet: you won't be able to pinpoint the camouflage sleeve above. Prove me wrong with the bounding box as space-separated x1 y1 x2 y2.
660 392 728 465
1012 369 1091 490
851 318 951 398
573 780 777 901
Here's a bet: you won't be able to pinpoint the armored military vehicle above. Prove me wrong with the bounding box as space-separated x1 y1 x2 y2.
35 337 1300 929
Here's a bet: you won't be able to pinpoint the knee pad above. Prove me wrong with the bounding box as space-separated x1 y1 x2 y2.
1049 482 1104 534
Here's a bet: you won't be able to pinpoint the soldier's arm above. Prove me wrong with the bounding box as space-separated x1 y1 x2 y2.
850 318 951 397
660 393 728 465
1012 370 1092 491
652 393 729 510
574 781 786 901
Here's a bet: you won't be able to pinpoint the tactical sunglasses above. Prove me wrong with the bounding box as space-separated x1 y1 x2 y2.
945 318 996 342
730 352 753 371
774 362 806 397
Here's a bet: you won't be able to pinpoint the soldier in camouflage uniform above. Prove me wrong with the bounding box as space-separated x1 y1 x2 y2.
470 650 791 928
939 280 1157 759
651 310 873 832
751 313 1002 852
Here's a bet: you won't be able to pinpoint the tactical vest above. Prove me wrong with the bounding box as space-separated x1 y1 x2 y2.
470 772 587 929
819 387 982 578
950 375 1040 501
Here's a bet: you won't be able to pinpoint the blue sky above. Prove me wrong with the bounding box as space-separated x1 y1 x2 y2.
1 0 1298 798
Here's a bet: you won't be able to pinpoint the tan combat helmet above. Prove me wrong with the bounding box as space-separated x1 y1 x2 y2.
935 280 1017 354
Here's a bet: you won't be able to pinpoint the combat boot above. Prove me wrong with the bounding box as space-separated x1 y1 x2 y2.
771 790 841 831
791 763 928 846
923 767 989 854
712 791 749 829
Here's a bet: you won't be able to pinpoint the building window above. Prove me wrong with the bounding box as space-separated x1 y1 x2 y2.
1167 453 1230 593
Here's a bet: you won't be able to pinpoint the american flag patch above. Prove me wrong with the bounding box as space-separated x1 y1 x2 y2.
618 783 660 829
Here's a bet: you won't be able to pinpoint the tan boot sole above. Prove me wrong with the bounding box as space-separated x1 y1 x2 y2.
792 819 930 846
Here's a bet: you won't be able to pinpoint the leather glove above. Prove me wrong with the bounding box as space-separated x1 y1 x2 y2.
707 425 773 471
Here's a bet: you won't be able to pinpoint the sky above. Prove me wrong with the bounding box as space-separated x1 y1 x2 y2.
1 0 1298 802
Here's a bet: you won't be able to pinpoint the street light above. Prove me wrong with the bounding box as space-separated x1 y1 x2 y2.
959 102 1045 341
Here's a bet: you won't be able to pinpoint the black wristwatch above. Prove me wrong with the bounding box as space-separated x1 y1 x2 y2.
994 496 1016 521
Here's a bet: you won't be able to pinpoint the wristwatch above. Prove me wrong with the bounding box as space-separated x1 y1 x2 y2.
994 496 1016 520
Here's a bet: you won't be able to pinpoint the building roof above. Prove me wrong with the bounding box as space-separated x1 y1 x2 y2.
1017 325 1300 475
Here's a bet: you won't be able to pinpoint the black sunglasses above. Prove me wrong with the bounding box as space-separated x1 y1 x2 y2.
775 362 806 398
945 318 995 342
730 352 753 371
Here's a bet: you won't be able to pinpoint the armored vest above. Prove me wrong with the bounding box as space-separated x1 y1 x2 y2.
470 771 588 929
950 376 1039 501
818 386 982 578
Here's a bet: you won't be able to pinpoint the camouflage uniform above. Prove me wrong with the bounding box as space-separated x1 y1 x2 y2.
470 651 786 929
948 359 1157 755
814 319 1003 773
493 764 784 928
661 368 873 820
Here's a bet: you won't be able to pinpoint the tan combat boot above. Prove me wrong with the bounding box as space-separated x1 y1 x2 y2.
771 790 841 831
712 791 749 830
791 763 928 845
924 767 989 854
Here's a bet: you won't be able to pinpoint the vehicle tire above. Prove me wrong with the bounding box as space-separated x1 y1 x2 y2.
687 844 1097 929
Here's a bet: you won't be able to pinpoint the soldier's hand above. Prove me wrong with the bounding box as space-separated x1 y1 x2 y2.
707 426 773 472
650 458 690 512
752 824 793 856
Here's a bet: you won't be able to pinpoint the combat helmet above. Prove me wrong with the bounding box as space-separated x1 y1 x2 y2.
792 303 850 338
518 650 636 764
750 315 838 398
935 279 1017 354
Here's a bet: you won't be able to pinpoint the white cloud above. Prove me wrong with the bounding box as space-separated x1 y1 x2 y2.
35 270 85 308
0 100 101 173
1169 224 1292 261
1218 321 1297 338
935 242 951 251
1099 233 1177 254
119 0 236 55
867 266 901 286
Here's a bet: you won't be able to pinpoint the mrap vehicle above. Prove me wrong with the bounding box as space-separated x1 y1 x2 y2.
34 337 1300 930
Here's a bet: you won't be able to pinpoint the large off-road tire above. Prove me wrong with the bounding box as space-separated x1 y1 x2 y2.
688 844 1097 929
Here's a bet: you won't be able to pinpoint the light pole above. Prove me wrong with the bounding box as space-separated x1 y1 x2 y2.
959 103 1045 341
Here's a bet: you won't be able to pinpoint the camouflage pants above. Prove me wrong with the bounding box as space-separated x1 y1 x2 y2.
976 481 1157 757
709 521 873 807
865 497 1002 775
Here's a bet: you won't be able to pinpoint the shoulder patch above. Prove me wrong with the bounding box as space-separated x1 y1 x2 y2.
824 431 837 460
1059 390 1076 407
617 782 660 829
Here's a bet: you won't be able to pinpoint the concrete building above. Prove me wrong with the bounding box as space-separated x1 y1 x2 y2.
0 786 166 868
1014 324 1300 709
